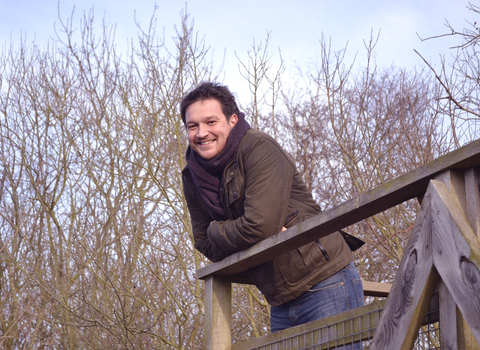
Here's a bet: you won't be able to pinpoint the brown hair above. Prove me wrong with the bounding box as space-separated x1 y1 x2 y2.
180 82 240 124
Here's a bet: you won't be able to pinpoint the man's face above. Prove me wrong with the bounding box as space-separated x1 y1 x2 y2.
185 99 238 160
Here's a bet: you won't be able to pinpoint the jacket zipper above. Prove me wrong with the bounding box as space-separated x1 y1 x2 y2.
316 240 330 261
284 209 300 226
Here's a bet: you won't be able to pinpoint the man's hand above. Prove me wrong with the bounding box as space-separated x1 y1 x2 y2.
281 226 287 232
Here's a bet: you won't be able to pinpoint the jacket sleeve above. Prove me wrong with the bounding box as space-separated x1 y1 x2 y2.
182 173 231 262
207 136 294 252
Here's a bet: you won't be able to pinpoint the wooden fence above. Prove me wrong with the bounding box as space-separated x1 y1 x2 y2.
196 138 480 350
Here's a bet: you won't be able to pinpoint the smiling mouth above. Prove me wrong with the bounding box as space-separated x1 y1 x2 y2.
199 140 215 145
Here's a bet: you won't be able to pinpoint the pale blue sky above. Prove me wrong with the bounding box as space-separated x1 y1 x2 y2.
0 0 475 100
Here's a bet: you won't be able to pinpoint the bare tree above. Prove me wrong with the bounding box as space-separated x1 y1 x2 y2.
276 34 452 287
0 5 222 349
417 1 480 147
0 4 474 349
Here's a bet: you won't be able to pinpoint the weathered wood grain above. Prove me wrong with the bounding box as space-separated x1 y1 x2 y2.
435 170 466 213
197 139 480 280
204 276 232 350
430 180 480 346
370 184 440 350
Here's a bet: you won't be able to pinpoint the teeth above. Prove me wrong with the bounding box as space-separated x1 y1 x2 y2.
200 140 214 145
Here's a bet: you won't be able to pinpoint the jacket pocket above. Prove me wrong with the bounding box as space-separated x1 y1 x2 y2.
276 207 310 284
275 240 330 286
274 249 311 285
223 168 245 219
275 209 332 285
285 208 330 263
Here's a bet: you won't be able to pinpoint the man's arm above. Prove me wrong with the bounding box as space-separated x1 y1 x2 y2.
183 174 231 262
207 136 294 252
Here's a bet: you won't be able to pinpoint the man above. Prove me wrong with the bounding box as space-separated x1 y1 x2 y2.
181 82 364 338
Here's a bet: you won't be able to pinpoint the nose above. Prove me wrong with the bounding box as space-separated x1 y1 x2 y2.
197 124 208 138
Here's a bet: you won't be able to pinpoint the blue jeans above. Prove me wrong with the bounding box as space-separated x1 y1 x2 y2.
271 262 364 349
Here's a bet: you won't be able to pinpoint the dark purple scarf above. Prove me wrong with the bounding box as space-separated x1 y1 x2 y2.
186 112 250 219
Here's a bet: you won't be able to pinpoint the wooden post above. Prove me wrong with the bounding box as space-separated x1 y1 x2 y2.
204 276 232 350
435 170 480 350
439 280 457 349
371 174 480 350
464 167 480 238
370 186 439 350
430 179 480 348
436 171 462 350
461 167 480 350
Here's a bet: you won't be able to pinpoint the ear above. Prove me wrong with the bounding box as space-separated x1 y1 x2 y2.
229 114 238 127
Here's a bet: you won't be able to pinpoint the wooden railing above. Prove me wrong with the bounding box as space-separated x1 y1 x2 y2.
231 293 441 350
196 138 480 350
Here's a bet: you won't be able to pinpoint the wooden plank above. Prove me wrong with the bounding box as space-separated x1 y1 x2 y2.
465 167 480 238
429 180 480 346
370 183 440 350
362 281 392 298
197 140 480 280
457 309 480 350
436 171 463 350
204 276 232 350
439 280 458 350
230 278 393 298
462 167 480 349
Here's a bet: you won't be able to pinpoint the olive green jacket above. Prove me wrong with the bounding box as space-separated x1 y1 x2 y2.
183 129 353 306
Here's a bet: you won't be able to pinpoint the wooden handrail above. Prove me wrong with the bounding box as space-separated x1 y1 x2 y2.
197 139 480 280
198 140 480 350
